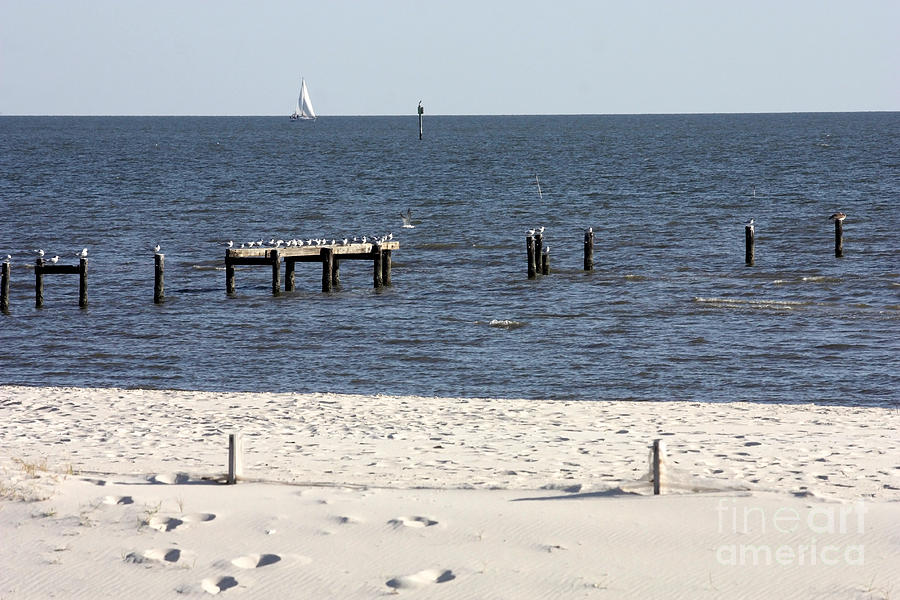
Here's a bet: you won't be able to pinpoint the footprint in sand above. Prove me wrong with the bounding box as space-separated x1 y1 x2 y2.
201 576 239 594
124 548 189 565
334 515 363 525
149 472 191 485
231 553 282 569
386 568 455 591
182 512 216 524
388 516 439 528
148 516 184 532
102 495 134 505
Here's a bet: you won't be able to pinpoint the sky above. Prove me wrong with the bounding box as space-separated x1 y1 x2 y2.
1 0 897 116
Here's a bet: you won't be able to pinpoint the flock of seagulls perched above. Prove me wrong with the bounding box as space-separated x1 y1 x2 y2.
225 233 395 251
5 248 89 265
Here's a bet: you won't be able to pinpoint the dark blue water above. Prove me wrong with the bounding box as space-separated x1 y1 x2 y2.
1 114 898 405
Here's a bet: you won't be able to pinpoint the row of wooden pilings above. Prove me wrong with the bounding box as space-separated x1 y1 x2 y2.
0 243 396 312
0 258 89 312
531 220 846 277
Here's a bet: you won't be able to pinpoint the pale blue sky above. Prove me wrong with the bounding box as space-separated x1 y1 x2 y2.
1 0 897 115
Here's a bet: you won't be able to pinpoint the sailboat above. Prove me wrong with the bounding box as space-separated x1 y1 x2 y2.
290 77 316 121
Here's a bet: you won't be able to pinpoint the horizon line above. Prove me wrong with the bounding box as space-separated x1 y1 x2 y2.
1 110 897 118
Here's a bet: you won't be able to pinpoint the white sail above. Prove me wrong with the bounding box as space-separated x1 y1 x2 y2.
291 77 316 120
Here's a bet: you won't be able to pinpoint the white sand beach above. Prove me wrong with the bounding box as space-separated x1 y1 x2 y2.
1 386 898 599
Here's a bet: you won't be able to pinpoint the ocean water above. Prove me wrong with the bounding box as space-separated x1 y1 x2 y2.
1 113 898 406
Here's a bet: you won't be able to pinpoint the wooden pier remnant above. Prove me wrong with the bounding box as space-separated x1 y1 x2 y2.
541 247 550 275
225 241 399 296
417 101 424 140
745 222 755 266
35 257 88 308
584 227 594 271
1 262 9 313
154 253 165 304
526 234 536 279
831 214 845 258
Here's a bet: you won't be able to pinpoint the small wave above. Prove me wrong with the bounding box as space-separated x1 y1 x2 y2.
487 319 526 330
800 276 841 283
692 297 809 310
624 274 647 281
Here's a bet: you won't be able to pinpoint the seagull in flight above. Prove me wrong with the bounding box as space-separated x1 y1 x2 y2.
828 212 847 222
400 209 415 229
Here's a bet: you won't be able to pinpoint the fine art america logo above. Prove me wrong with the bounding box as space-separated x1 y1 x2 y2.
715 498 867 566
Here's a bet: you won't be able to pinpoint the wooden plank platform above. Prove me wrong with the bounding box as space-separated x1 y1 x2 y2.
225 242 398 295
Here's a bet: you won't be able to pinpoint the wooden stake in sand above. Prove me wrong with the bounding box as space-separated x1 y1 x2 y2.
227 433 243 485
652 439 665 495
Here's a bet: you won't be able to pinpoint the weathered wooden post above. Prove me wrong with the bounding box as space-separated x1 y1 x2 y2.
285 259 295 292
652 439 664 495
154 253 165 304
533 232 543 271
745 222 755 266
331 258 341 288
373 244 384 288
227 432 243 485
417 101 424 140
225 251 236 295
78 257 88 308
583 227 594 271
382 249 392 286
35 257 44 308
320 247 333 292
541 247 550 275
834 219 844 258
526 234 536 279
270 249 281 296
1 262 9 313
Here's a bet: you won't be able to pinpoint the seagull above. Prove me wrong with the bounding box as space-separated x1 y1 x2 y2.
400 209 414 229
34 249 45 257
50 255 59 263
3 254 10 264
587 227 593 234
154 244 161 253
77 248 88 259
745 218 754 228
227 240 234 248
526 228 535 236
537 226 545 234
828 212 847 222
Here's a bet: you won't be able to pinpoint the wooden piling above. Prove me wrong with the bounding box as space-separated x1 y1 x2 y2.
35 258 44 308
526 235 536 279
285 258 296 292
652 439 664 495
417 101 424 140
331 258 340 288
373 245 383 288
583 228 594 271
382 249 392 286
227 432 243 485
834 219 843 258
270 249 281 296
541 248 549 275
78 258 87 308
1 262 9 313
533 232 543 268
225 251 236 295
745 225 755 266
320 247 333 292
154 253 165 304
